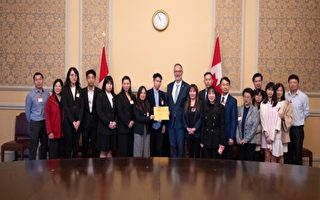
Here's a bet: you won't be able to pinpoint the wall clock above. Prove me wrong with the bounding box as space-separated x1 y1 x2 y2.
152 10 169 31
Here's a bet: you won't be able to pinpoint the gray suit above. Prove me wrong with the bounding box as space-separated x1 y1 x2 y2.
236 105 259 144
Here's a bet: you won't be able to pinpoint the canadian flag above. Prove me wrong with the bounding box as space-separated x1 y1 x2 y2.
98 46 109 88
210 36 222 94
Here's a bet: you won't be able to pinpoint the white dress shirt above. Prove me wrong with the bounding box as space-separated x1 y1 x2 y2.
71 86 76 100
172 81 181 103
106 92 114 108
221 93 229 106
286 89 309 126
87 87 94 113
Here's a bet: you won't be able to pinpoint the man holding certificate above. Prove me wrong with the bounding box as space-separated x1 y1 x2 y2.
167 64 190 158
147 73 167 157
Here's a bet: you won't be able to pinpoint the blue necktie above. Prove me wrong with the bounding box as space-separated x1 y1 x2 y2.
152 90 161 130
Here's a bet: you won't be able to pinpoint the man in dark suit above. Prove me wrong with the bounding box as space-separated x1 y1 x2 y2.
81 69 101 157
219 77 238 160
199 72 213 105
167 64 190 158
147 73 167 157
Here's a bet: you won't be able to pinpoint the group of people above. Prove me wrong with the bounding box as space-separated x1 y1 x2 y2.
25 63 309 165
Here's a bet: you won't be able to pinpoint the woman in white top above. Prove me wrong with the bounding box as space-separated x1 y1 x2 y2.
275 83 293 164
260 82 282 163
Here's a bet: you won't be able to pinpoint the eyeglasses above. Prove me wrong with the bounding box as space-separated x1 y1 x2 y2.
70 73 78 77
174 70 182 73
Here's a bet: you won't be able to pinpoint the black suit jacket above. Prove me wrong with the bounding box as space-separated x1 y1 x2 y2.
199 89 206 102
133 103 151 135
81 86 101 129
61 86 84 125
116 91 136 134
183 108 202 138
199 89 207 109
147 88 167 127
201 102 225 148
96 91 117 135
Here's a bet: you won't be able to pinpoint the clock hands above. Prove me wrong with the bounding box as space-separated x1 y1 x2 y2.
153 10 168 31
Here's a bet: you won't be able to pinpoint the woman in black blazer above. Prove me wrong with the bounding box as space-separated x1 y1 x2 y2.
133 86 154 157
96 76 117 158
200 86 225 159
116 76 136 157
183 84 202 158
62 67 84 158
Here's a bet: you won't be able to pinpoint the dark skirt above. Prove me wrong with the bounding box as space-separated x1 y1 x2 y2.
98 134 117 152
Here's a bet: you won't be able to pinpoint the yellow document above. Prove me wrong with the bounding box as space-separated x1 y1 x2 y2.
154 106 169 121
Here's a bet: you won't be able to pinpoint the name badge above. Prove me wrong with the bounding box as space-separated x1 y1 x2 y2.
146 112 149 117
38 97 43 103
161 100 164 105
238 116 242 121
130 100 134 105
76 92 80 98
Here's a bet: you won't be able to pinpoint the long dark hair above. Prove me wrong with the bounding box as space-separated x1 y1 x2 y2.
52 79 63 95
275 83 285 101
206 86 219 105
65 67 80 88
252 89 265 109
262 82 277 107
136 86 150 113
184 84 200 112
121 75 133 95
102 76 115 95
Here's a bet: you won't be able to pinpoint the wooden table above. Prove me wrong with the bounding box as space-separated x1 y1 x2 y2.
0 158 319 200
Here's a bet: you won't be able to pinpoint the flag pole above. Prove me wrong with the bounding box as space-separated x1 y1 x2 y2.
215 25 219 38
98 31 109 89
102 31 107 47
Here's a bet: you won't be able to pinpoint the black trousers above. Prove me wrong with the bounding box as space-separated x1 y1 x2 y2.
223 144 234 160
203 148 219 159
287 126 304 165
161 132 171 157
48 138 64 159
82 116 98 158
237 143 256 161
117 133 133 157
63 121 80 158
186 137 200 158
255 150 264 162
150 128 163 157
29 120 48 160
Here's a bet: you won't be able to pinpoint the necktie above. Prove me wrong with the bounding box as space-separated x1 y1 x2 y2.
155 91 159 106
221 96 225 104
205 89 207 100
174 84 180 103
152 90 161 130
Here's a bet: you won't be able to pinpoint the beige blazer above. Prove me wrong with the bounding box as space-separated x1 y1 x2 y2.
279 100 293 144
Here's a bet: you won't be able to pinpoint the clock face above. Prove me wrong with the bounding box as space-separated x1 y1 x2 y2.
152 10 169 31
